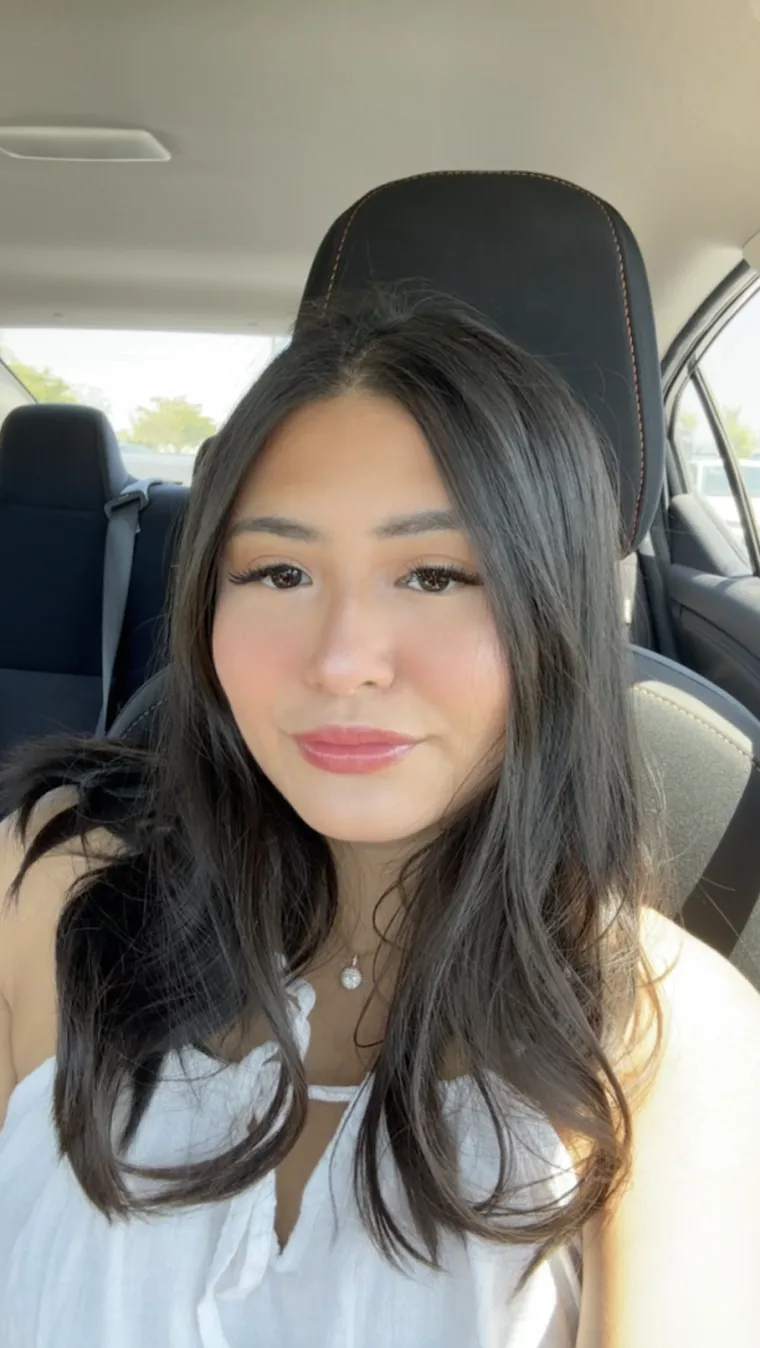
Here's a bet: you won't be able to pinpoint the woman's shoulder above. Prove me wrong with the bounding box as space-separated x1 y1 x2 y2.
1 787 84 966
0 787 125 1083
1 784 96 925
637 903 760 1054
558 906 759 1191
577 907 760 1345
637 903 760 1027
613 904 760 1119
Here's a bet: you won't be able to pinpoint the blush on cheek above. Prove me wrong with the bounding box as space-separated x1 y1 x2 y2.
407 627 509 719
210 608 238 691
212 610 255 708
212 605 302 711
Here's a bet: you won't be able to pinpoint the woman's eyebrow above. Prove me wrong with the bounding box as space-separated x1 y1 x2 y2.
226 509 463 543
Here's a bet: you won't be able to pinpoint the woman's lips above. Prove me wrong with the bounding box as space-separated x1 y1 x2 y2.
292 727 419 775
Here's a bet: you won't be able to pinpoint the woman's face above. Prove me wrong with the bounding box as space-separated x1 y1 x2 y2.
212 391 509 844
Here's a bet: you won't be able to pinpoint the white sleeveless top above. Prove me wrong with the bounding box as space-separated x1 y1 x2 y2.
0 972 582 1347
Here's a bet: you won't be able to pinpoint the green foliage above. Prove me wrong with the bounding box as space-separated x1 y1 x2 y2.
722 406 760 459
127 397 218 452
4 357 78 404
677 409 699 455
677 400 760 462
0 348 215 453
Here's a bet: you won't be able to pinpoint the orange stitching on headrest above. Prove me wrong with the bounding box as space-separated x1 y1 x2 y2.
322 170 647 550
324 183 391 312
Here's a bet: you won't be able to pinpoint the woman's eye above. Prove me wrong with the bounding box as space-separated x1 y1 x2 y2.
226 563 482 594
227 563 308 589
403 565 481 594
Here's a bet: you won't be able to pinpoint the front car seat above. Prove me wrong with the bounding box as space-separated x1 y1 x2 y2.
109 172 760 989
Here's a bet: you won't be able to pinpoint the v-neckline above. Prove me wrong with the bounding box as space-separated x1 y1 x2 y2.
271 1097 353 1264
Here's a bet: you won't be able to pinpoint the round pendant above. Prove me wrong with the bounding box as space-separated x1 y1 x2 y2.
340 961 363 991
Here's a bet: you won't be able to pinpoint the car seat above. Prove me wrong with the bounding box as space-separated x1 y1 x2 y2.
0 403 186 764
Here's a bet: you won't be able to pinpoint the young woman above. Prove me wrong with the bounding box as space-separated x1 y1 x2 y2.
1 298 759 1348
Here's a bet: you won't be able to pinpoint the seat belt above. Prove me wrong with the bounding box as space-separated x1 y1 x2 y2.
96 479 161 737
638 517 680 662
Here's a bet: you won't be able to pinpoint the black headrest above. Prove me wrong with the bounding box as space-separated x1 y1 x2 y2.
0 404 129 510
300 172 665 552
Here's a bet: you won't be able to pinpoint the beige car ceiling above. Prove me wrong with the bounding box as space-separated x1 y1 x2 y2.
1 0 759 349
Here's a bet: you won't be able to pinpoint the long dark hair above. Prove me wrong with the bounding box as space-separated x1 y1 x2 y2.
1 294 665 1292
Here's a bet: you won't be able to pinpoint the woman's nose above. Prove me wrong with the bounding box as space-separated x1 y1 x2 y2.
303 593 396 695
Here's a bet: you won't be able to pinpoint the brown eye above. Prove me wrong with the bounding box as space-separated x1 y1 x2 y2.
402 565 481 594
227 563 309 589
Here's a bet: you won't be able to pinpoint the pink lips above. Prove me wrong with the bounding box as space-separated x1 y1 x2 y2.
292 725 419 774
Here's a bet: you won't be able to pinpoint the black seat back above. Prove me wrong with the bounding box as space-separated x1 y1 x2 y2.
0 403 186 762
0 404 128 758
301 171 664 554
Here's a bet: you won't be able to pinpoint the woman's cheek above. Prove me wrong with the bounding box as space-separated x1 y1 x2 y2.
212 599 304 702
406 614 508 714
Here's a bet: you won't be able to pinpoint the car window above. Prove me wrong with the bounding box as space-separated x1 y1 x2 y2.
673 378 719 469
673 377 749 561
672 292 760 568
741 463 760 495
700 290 760 463
0 328 286 484
0 353 34 431
700 466 732 497
672 379 732 500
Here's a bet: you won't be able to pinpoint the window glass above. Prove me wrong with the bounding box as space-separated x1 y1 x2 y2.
0 355 34 430
0 328 286 485
741 463 760 496
701 466 731 498
673 378 720 478
700 289 760 548
673 379 748 561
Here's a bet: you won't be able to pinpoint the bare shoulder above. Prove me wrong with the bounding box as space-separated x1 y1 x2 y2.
0 788 84 988
638 904 760 1044
616 905 760 1120
0 788 125 1083
577 907 760 1346
0 788 78 1120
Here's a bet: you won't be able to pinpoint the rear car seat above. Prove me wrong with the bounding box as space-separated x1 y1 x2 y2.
0 403 186 766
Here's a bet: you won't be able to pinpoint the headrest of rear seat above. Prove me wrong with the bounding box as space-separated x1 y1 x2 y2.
300 171 665 552
0 403 129 510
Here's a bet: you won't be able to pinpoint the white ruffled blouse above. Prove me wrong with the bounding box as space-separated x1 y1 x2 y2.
0 972 582 1347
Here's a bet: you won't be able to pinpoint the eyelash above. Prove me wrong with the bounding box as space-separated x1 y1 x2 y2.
226 562 482 595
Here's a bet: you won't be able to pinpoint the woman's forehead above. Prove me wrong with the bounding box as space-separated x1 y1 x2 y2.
233 391 453 516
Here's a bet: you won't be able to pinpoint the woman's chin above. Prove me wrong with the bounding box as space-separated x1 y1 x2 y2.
292 800 436 846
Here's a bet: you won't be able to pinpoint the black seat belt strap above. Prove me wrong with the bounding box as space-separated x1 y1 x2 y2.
96 479 161 737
